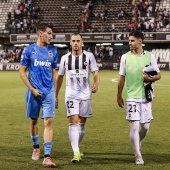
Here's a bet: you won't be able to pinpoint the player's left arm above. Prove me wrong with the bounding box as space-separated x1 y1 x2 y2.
143 54 161 82
52 68 57 89
52 50 58 89
91 70 100 93
143 72 161 82
88 52 100 93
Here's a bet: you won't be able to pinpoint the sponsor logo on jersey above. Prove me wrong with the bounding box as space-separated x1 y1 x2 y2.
34 59 51 67
84 61 88 66
48 51 53 57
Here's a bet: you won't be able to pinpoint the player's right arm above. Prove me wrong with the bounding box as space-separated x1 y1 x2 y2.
19 46 42 97
117 75 125 108
19 65 42 97
117 54 126 108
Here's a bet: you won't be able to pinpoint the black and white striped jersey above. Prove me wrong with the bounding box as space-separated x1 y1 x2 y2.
58 50 98 100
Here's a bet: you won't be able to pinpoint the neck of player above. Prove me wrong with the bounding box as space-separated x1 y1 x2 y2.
72 49 83 57
36 39 47 48
133 47 143 56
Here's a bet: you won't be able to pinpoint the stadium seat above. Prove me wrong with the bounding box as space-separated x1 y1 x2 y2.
165 52 170 62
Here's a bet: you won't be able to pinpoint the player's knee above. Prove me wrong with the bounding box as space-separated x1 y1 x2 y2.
69 115 80 124
141 123 150 131
79 117 87 123
30 118 38 126
44 118 53 127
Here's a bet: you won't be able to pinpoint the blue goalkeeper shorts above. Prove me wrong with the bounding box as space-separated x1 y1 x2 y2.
25 87 55 119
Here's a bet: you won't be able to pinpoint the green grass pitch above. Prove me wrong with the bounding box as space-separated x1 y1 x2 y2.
0 70 170 170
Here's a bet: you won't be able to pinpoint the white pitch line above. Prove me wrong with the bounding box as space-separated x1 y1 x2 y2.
111 78 118 82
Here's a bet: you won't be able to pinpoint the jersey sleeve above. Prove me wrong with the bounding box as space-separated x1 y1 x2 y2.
119 54 126 76
52 50 58 69
150 53 160 73
89 53 98 72
20 46 31 66
58 55 66 75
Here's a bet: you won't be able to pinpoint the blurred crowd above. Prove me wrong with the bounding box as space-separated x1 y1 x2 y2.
3 0 169 33
94 45 127 63
0 47 23 63
78 0 170 33
5 0 40 34
128 0 170 32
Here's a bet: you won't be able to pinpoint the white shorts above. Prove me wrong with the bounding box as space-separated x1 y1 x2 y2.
65 98 92 118
126 101 153 123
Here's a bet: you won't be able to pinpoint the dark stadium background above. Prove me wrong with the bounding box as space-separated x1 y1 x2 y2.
0 0 170 71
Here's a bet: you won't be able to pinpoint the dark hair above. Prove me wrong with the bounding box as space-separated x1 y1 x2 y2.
129 30 144 41
36 23 53 32
71 32 82 39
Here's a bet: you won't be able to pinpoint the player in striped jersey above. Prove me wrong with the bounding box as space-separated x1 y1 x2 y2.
56 33 100 163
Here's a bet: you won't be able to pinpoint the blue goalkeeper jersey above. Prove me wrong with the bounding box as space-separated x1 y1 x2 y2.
20 43 58 95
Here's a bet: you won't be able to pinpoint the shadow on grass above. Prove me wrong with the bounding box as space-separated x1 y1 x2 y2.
64 152 170 165
1 146 170 169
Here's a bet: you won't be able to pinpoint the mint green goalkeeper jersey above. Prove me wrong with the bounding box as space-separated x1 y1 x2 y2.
125 51 151 99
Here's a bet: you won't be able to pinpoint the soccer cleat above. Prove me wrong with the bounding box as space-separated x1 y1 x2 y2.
42 157 56 168
135 158 144 165
71 152 81 163
32 148 40 160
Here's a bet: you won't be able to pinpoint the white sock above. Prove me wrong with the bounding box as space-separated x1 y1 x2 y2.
139 123 150 147
130 121 142 158
78 123 86 145
69 123 79 153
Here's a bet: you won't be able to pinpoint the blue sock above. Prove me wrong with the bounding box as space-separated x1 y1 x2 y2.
43 142 52 157
30 134 39 148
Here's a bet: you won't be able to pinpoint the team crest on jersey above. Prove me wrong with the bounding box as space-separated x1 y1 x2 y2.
84 61 88 66
48 51 53 57
68 110 71 113
129 114 131 118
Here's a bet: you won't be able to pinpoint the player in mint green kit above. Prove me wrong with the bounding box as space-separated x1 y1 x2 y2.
117 30 161 165
19 23 58 168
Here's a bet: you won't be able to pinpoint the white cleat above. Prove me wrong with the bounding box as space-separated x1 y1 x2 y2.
135 158 144 165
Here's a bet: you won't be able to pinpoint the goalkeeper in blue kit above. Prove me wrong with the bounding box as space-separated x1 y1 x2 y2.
19 23 58 168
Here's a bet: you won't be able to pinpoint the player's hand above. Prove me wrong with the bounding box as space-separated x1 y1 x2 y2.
31 89 42 97
91 83 98 93
143 72 152 82
55 97 58 109
117 96 124 108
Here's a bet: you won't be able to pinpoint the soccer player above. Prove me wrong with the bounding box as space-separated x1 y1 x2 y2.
19 23 58 168
56 33 100 163
117 30 161 165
